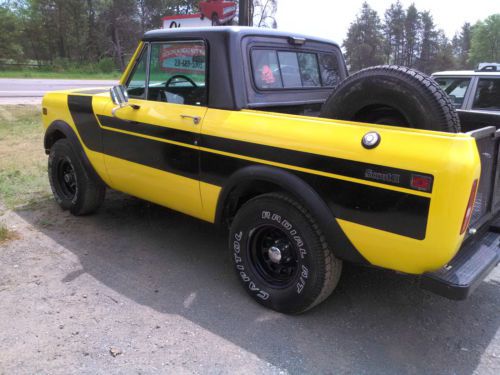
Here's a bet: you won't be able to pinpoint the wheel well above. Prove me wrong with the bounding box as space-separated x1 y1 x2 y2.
44 129 66 154
353 104 409 126
221 180 286 228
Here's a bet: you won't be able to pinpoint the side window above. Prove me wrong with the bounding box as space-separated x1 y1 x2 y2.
472 78 500 111
148 41 207 106
434 77 471 108
126 48 148 99
251 48 339 90
318 53 340 87
252 49 283 89
297 53 321 87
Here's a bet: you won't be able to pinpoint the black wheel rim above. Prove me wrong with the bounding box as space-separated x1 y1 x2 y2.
248 225 299 288
56 157 77 199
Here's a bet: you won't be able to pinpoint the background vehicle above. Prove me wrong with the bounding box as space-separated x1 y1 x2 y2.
42 28 499 314
433 65 500 132
199 0 237 25
163 1 237 28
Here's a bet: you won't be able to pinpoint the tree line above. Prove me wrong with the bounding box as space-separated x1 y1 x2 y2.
343 1 500 74
0 0 276 72
0 1 205 71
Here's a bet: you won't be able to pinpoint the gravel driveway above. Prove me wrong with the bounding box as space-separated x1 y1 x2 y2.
0 193 499 374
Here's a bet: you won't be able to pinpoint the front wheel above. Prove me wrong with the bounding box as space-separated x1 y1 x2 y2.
229 193 342 314
48 139 105 215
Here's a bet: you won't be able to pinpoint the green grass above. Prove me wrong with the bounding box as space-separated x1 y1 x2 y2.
0 224 7 241
0 70 121 80
0 105 51 208
0 224 16 245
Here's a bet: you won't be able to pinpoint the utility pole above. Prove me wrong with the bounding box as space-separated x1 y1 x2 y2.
239 0 250 26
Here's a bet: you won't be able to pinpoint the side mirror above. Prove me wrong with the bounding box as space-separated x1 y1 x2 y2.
110 85 139 116
110 85 129 106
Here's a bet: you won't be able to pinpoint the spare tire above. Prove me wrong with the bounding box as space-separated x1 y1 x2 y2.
320 65 461 132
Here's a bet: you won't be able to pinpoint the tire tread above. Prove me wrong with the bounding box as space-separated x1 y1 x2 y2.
322 65 461 132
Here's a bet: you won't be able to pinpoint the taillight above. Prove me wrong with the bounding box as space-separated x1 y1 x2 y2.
460 179 479 235
411 174 433 192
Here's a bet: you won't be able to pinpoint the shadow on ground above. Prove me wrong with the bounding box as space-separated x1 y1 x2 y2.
16 193 500 374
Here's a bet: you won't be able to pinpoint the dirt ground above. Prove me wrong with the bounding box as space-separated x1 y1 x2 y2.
0 191 499 374
0 103 499 374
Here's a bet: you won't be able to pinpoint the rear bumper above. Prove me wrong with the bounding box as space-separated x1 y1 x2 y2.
420 221 500 300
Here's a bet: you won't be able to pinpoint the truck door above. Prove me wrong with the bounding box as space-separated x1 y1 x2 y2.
100 40 208 220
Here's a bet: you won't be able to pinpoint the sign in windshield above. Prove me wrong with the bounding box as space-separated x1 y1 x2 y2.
160 43 206 76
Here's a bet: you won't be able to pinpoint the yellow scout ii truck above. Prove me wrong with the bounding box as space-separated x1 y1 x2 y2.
41 27 500 314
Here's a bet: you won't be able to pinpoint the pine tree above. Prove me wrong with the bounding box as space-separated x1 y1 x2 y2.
452 22 472 69
343 2 385 72
403 4 420 67
384 0 405 65
415 11 437 73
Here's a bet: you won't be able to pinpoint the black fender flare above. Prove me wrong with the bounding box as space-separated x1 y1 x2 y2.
44 120 106 186
215 165 368 264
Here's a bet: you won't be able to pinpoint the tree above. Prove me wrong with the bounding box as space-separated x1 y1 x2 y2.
343 2 385 72
384 0 405 65
251 0 277 28
452 22 472 69
101 0 140 71
0 5 22 60
403 4 420 67
433 31 455 72
469 14 500 65
415 11 437 73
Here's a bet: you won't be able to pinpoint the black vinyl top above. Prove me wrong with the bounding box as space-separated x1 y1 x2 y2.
142 26 340 48
140 26 346 110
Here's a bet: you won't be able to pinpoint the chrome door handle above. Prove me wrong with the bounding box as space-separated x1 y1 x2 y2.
180 115 201 125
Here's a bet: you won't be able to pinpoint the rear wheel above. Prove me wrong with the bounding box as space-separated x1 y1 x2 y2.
229 193 342 314
321 65 461 132
48 139 105 215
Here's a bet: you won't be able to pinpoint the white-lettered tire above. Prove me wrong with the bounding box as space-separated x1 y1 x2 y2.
48 139 105 215
229 193 342 314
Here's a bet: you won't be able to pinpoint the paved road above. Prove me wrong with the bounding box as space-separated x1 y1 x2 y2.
0 193 499 374
0 78 117 101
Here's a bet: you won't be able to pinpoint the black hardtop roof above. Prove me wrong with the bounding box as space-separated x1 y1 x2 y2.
142 26 340 48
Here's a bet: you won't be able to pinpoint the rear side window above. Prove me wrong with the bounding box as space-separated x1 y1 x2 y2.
251 48 339 90
318 53 340 87
472 78 500 111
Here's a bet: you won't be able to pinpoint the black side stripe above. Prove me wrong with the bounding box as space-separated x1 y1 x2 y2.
200 133 433 193
67 95 430 239
98 115 197 145
103 125 199 180
201 151 430 239
96 114 432 193
68 95 102 152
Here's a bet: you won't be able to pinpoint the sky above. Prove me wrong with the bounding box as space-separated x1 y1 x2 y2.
275 0 500 45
